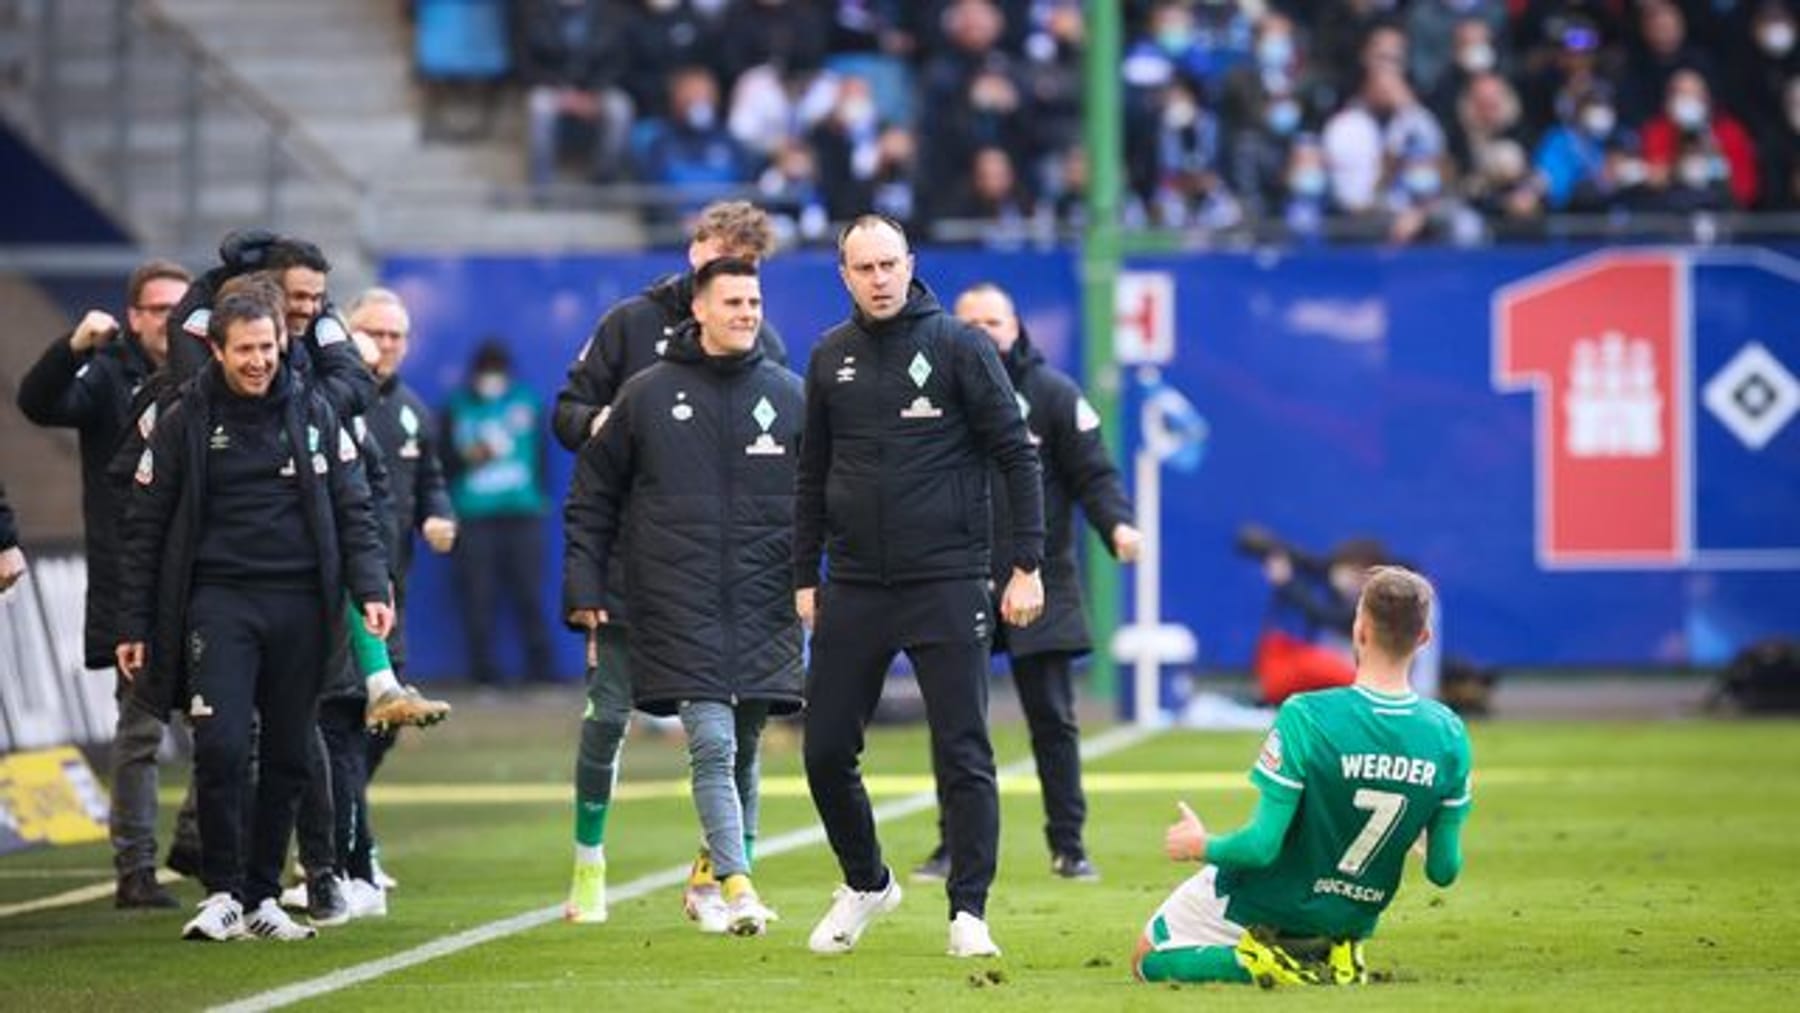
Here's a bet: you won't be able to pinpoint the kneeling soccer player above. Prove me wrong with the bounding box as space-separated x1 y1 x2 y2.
1134 566 1472 986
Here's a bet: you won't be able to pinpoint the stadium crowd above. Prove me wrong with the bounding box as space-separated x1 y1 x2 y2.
433 0 1798 241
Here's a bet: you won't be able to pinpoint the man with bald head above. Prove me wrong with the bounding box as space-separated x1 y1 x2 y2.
910 283 1139 886
795 215 1046 959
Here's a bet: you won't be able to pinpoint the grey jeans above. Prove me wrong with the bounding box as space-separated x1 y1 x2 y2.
110 688 200 874
677 700 770 881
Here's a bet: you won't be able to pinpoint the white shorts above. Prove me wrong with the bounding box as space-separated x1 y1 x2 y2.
1143 865 1246 951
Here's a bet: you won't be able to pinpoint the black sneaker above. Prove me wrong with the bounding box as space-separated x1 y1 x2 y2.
116 867 180 909
166 843 202 879
1050 852 1100 881
909 846 950 883
306 871 349 927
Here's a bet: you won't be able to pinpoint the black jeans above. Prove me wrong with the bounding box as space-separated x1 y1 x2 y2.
452 515 553 684
803 578 998 919
186 584 326 907
934 650 1088 858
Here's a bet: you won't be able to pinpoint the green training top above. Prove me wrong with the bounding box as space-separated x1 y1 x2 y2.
1215 684 1472 940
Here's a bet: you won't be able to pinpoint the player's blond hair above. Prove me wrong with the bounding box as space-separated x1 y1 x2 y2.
691 201 776 259
1359 566 1435 659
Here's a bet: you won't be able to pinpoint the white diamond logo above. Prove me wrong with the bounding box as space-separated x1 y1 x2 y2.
1703 342 1798 451
752 396 776 432
908 352 932 388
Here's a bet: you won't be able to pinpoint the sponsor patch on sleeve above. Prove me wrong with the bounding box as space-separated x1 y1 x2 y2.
134 447 154 486
337 427 358 462
314 315 348 347
136 402 159 439
1075 397 1102 433
1257 728 1284 774
182 308 211 338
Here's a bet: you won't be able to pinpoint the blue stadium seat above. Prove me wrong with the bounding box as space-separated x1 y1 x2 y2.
414 0 511 81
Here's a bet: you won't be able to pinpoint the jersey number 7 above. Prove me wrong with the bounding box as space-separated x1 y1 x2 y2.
1337 789 1408 877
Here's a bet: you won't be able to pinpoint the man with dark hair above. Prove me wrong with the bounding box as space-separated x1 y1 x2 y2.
17 258 193 909
551 198 787 921
1135 566 1471 988
116 292 392 942
563 257 803 933
911 282 1139 886
797 214 1045 958
444 339 553 688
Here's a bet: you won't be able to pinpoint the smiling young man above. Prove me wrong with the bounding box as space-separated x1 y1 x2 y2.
116 292 392 942
563 257 804 934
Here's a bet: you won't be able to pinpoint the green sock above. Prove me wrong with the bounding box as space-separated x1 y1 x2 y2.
1139 946 1253 984
743 833 756 868
574 799 610 848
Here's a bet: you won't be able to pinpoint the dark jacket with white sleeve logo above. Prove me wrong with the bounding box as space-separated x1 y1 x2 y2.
563 324 804 716
794 280 1045 588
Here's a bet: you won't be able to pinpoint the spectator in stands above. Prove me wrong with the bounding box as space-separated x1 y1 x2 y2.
443 339 556 687
0 480 21 593
945 144 1035 230
1516 0 1626 69
1728 0 1799 135
922 1 1031 190
1533 82 1652 211
1014 0 1085 198
1521 15 1615 138
16 259 193 910
811 77 919 223
1453 74 1544 223
827 0 924 58
728 51 841 160
520 0 634 187
1313 0 1401 101
1408 0 1510 101
1641 68 1759 209
1323 65 1447 216
1620 1 1718 127
758 138 832 241
1428 16 1508 126
1384 136 1463 243
633 66 755 192
621 0 726 119
1281 134 1334 239
1123 1 1213 98
721 0 831 84
1220 12 1331 218
1764 77 1800 210
1138 81 1240 229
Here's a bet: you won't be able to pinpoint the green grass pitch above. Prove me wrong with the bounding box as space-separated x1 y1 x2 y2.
3 706 1798 1011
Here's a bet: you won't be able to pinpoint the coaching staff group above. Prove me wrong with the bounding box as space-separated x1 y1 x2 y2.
796 215 1046 960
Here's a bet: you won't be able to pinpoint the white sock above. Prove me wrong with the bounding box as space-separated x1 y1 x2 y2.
365 668 401 699
576 844 604 865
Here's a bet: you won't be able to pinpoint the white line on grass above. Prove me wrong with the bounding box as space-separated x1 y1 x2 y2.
211 722 1160 1013
0 868 181 919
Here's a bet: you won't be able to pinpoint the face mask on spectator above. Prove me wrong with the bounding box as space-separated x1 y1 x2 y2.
1678 154 1716 189
1456 42 1496 74
474 371 507 399
841 96 877 131
1266 98 1302 135
685 100 717 131
1669 95 1708 131
1290 166 1328 198
1157 26 1194 54
1257 34 1293 69
1581 104 1616 138
1759 21 1796 56
1164 99 1199 129
1402 163 1442 198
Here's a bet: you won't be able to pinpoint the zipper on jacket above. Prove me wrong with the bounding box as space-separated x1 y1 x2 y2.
718 373 737 692
871 330 887 583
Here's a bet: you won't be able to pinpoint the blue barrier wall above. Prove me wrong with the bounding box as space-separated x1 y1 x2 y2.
382 244 1800 681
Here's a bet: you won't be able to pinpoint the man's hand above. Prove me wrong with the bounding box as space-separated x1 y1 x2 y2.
351 330 381 368
71 310 121 353
1164 801 1208 862
363 601 395 639
0 546 25 593
568 608 609 629
795 588 817 631
1263 551 1294 586
1112 523 1143 563
116 642 146 681
422 516 457 553
1000 567 1044 627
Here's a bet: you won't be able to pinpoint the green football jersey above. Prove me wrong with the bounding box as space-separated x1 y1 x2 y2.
1216 685 1472 940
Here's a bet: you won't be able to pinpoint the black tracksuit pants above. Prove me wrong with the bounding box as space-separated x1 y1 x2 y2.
187 584 326 908
934 650 1087 858
803 578 998 919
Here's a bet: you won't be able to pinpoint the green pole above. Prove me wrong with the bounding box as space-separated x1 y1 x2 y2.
1081 0 1124 703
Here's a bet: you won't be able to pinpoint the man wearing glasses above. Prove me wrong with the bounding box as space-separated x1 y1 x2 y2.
16 258 195 910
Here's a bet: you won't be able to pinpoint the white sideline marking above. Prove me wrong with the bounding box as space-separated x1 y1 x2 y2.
211 723 1160 1013
0 868 181 919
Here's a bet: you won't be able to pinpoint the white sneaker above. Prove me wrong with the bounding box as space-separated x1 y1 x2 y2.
343 878 389 919
726 888 779 937
947 911 1001 957
245 898 319 941
807 872 902 954
685 882 729 934
182 892 246 942
278 881 308 911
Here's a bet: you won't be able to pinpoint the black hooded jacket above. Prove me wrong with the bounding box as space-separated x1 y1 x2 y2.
563 324 805 716
15 329 160 668
794 280 1045 588
115 363 389 719
552 270 788 452
988 328 1134 658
